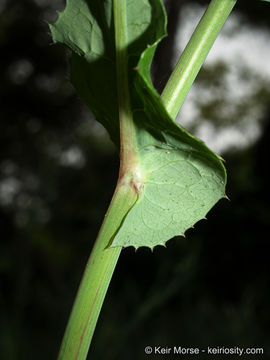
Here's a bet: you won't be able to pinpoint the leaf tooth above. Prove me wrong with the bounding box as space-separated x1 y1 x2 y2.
133 244 154 252
218 155 226 162
155 242 167 250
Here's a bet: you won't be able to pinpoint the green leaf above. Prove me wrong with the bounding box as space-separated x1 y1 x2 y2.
112 148 225 249
50 0 226 249
50 0 120 145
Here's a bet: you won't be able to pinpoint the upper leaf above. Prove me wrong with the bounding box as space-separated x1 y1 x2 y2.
50 0 165 147
50 0 226 249
50 0 119 144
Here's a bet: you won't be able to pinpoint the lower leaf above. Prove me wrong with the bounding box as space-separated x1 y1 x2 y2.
111 146 226 249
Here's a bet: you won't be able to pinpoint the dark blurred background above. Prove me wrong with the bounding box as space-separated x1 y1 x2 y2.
0 0 270 359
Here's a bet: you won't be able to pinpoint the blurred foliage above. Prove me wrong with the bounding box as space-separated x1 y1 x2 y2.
0 0 270 359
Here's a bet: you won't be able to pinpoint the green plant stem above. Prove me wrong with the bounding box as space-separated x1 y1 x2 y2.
114 0 140 179
57 1 139 359
161 0 236 119
57 185 136 360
